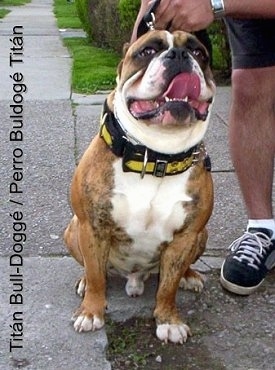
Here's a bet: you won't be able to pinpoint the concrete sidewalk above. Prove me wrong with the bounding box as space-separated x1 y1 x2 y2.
0 1 274 369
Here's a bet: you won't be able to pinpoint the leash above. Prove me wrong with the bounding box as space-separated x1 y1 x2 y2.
137 0 160 38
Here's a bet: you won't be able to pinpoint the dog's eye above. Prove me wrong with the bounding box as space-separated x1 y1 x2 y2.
139 47 157 58
191 49 206 61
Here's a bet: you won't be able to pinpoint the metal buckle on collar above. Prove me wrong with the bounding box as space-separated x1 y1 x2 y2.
141 150 169 178
154 159 168 177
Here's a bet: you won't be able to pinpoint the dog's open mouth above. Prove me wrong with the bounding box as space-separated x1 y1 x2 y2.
128 72 212 125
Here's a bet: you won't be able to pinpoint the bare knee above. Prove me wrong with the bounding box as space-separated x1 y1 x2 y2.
230 68 275 155
232 68 275 107
231 68 275 129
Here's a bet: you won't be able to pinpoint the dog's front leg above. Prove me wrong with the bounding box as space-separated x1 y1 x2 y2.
154 233 199 344
72 221 109 333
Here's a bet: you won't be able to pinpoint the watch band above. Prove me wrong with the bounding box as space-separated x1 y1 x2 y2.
210 0 225 19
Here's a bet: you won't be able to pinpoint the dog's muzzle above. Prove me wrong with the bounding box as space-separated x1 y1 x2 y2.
129 71 212 124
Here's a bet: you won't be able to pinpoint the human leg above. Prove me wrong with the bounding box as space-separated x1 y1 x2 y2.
220 19 275 294
229 67 275 220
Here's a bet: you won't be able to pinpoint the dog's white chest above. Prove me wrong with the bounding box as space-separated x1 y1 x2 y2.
110 159 193 272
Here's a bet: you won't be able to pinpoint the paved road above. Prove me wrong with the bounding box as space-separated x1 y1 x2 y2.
0 1 274 369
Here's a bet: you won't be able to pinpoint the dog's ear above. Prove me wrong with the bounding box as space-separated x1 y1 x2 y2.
116 59 123 80
122 42 130 56
116 42 129 80
107 90 115 112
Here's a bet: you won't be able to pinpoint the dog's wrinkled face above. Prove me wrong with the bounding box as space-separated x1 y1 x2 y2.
115 30 215 129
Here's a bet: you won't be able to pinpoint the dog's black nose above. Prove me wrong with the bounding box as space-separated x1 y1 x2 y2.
166 47 189 61
165 47 192 73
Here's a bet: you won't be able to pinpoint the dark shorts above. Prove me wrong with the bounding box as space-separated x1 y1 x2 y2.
224 18 275 69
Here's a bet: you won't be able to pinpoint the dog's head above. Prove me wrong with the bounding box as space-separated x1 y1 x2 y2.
111 30 216 153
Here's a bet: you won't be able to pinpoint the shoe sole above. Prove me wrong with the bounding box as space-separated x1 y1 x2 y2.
220 262 263 296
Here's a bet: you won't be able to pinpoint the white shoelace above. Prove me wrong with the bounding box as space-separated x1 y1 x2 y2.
229 232 272 270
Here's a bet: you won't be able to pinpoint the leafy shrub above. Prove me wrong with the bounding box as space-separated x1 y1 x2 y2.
209 20 231 72
75 0 139 52
75 0 92 39
118 0 140 34
75 0 124 52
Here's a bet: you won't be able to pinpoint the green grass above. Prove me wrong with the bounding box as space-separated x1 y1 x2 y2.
0 0 30 5
53 0 82 29
54 0 120 93
63 38 121 93
0 0 30 19
0 8 10 17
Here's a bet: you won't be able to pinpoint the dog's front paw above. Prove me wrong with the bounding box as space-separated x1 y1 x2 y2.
179 268 205 292
156 323 191 344
71 311 104 333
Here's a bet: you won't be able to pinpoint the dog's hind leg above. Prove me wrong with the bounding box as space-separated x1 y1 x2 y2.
125 272 150 297
71 221 108 333
75 276 86 297
64 215 84 266
64 216 87 299
179 228 208 292
179 268 205 292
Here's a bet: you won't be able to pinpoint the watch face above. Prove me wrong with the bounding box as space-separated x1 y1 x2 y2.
211 0 225 18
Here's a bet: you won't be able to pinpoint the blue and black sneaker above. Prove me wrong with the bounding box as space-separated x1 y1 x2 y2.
220 228 275 295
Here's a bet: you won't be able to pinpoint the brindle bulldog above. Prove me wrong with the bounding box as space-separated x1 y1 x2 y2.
64 29 216 344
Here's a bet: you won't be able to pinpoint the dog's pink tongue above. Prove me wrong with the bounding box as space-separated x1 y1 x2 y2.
164 72 201 100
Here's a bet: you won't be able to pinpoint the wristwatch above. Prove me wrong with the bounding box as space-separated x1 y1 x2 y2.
210 0 226 19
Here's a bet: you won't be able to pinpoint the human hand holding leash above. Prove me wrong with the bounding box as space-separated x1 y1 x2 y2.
131 0 214 42
151 0 214 32
132 0 275 42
